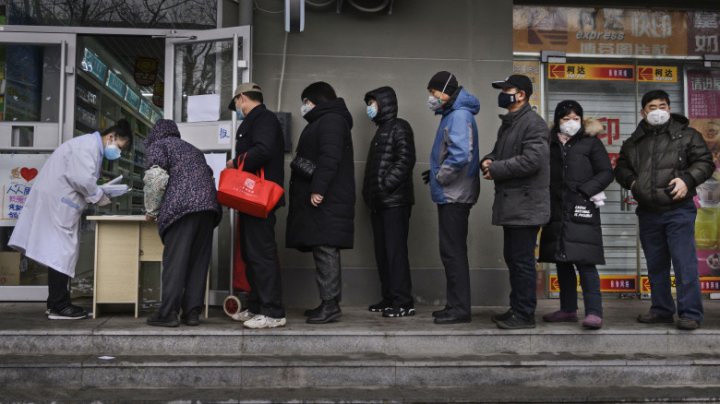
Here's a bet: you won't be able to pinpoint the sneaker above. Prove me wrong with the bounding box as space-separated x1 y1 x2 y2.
146 311 179 327
243 314 287 329
582 314 603 329
496 313 536 329
47 305 88 320
637 312 674 324
542 310 578 323
368 300 392 313
181 310 200 326
677 317 700 330
490 308 514 323
231 309 256 322
383 306 416 318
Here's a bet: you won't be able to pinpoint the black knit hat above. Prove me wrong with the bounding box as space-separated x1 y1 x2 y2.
553 100 584 129
301 81 337 105
427 71 458 96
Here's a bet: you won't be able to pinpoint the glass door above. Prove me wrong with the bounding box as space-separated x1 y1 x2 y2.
164 26 251 304
0 32 76 300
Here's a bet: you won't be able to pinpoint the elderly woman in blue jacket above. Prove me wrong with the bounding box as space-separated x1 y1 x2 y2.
424 71 480 325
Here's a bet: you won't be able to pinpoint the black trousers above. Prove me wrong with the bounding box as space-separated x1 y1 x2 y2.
557 262 603 317
371 205 413 308
158 211 215 318
503 225 540 320
47 267 71 311
239 211 285 318
438 203 472 317
312 246 342 302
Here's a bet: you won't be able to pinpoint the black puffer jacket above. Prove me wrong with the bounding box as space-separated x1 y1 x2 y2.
233 104 285 207
362 87 416 210
539 119 613 265
615 114 714 212
286 98 355 251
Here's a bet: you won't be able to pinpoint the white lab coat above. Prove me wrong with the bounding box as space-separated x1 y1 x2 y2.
9 132 105 278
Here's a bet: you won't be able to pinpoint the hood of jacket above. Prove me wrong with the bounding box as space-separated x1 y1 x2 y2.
364 86 398 124
438 87 480 117
304 97 354 129
145 119 181 148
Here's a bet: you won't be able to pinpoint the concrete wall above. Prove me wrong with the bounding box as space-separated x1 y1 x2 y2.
251 0 515 307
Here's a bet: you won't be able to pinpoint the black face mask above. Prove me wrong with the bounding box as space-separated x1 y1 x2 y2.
498 92 517 109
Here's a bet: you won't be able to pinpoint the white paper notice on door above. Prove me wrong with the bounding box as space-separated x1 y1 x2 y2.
1 154 49 226
187 94 220 123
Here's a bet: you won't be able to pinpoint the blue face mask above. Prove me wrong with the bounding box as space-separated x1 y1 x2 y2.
236 109 244 120
366 104 378 120
104 141 121 160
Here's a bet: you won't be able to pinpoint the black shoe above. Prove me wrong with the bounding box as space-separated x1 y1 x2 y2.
491 308 514 323
637 312 674 324
306 299 342 324
304 302 323 317
432 306 451 318
433 313 471 325
368 300 392 313
677 317 701 330
181 310 200 326
48 304 88 320
146 311 179 327
383 306 416 318
496 313 535 329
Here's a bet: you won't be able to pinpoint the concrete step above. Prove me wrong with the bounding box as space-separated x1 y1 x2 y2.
3 301 720 357
4 385 720 403
3 353 720 389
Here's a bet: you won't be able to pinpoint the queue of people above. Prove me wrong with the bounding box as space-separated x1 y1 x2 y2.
9 71 714 332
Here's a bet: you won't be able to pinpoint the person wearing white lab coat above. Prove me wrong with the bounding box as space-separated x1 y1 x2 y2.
9 119 133 320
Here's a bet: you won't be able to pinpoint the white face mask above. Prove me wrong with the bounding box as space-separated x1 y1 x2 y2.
559 120 581 136
301 102 314 117
646 109 670 126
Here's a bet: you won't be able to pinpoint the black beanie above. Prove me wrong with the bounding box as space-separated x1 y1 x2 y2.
427 71 459 96
553 100 584 129
301 81 337 105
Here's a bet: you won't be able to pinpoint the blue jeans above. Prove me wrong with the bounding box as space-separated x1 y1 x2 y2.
557 262 603 317
503 226 540 320
637 200 703 321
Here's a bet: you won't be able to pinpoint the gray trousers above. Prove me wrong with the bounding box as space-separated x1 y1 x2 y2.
158 211 215 318
312 246 342 301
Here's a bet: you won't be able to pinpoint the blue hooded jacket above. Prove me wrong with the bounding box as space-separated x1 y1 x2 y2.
429 87 481 204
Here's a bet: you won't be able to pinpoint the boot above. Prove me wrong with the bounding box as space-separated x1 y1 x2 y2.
303 302 323 317
306 299 341 324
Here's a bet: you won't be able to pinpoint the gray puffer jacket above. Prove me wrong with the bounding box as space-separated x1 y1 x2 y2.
483 103 550 226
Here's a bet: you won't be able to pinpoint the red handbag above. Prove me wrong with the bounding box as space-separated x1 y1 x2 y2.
217 158 284 218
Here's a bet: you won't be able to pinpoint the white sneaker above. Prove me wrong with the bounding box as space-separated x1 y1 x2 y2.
243 314 287 329
231 309 256 322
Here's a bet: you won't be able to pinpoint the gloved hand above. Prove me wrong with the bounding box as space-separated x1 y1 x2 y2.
97 193 111 207
421 170 430 185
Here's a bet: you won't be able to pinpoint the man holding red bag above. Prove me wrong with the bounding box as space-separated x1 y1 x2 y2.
225 83 287 329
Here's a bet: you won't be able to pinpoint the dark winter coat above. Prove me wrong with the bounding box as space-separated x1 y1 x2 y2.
539 119 614 265
233 104 286 207
483 103 550 226
615 113 714 213
145 124 222 237
286 98 355 250
362 86 416 210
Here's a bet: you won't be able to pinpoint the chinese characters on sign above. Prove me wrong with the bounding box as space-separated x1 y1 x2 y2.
1 155 48 224
514 6 720 57
548 64 677 82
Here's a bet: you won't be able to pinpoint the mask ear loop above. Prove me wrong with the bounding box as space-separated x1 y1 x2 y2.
440 74 454 95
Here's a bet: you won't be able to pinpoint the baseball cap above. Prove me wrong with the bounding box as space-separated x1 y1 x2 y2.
228 82 263 110
491 74 533 97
